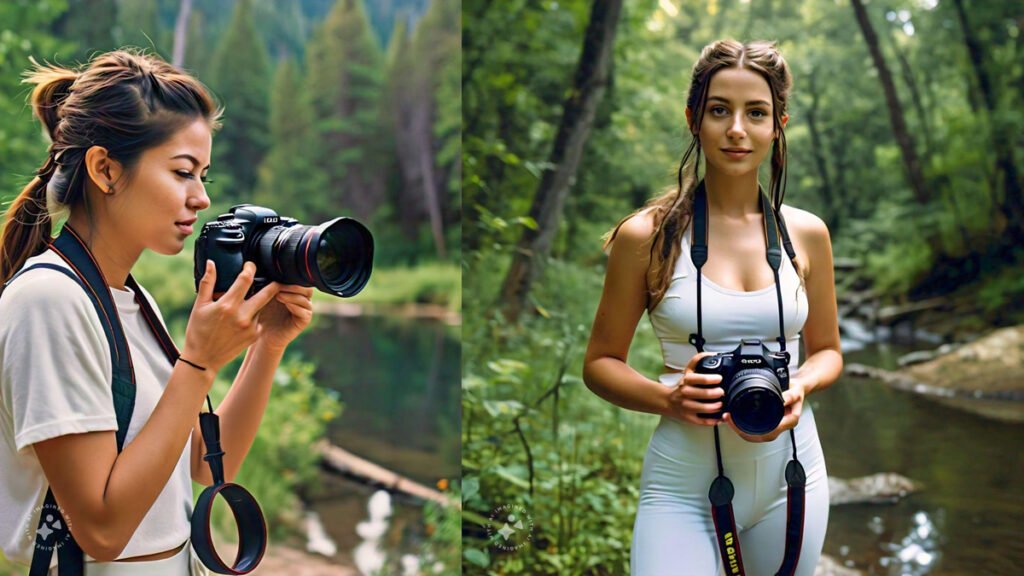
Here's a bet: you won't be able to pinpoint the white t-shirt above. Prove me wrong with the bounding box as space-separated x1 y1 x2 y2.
0 249 192 567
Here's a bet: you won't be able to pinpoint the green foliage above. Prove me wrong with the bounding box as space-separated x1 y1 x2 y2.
305 0 389 223
418 480 462 575
462 251 660 574
209 0 272 203
201 356 342 542
253 56 324 222
0 0 72 201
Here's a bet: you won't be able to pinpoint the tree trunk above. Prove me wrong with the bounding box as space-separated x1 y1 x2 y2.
172 0 192 68
498 0 624 322
951 0 1024 245
851 0 929 205
413 94 447 259
805 67 838 233
889 33 933 156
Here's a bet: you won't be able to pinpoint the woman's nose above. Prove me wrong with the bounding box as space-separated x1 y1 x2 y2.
190 186 211 211
727 115 747 139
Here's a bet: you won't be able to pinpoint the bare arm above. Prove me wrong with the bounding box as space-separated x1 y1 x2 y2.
190 340 284 486
788 207 843 396
33 363 215 561
582 212 673 416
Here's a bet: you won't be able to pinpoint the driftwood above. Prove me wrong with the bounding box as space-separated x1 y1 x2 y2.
317 440 458 508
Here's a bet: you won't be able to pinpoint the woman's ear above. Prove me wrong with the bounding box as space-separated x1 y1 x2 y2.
83 145 124 194
685 106 696 134
778 113 789 135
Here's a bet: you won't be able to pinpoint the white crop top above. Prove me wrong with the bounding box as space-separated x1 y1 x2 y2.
648 220 809 375
0 249 192 568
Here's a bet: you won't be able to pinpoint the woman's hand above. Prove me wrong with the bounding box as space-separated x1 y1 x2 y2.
254 284 314 352
723 373 808 443
182 261 281 372
664 352 726 426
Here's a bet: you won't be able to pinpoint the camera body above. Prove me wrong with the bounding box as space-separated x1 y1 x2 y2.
194 204 373 298
195 205 283 295
693 339 791 435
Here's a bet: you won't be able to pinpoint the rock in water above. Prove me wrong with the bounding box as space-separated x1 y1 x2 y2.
829 473 920 506
815 554 862 575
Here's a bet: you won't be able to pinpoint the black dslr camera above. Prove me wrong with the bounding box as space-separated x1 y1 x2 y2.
194 204 373 298
693 339 791 435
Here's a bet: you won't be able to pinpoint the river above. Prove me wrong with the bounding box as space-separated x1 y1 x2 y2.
291 313 460 571
817 325 1024 574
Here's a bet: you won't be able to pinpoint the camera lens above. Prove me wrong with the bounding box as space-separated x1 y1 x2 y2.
313 218 373 296
255 218 374 297
726 369 785 435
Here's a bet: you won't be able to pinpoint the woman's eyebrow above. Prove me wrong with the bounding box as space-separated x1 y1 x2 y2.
170 153 210 170
707 96 771 107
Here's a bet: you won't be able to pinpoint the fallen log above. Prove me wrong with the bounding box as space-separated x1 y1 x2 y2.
316 440 459 508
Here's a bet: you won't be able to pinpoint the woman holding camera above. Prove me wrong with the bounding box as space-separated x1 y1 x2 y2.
583 40 843 575
0 49 314 575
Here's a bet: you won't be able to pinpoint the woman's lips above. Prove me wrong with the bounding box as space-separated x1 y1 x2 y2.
722 149 752 160
176 223 194 235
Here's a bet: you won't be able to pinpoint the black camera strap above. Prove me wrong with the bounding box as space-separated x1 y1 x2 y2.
7 226 265 575
687 181 806 576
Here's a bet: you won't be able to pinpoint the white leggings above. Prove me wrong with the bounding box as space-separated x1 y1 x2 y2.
631 404 829 576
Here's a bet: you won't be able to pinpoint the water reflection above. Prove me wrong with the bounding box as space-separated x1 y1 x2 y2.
817 342 1024 573
289 314 460 569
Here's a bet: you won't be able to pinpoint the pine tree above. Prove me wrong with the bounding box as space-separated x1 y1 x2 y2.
304 0 388 223
387 0 459 260
253 57 322 222
208 0 271 204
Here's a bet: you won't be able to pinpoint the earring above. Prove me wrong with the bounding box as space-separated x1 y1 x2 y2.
105 184 115 195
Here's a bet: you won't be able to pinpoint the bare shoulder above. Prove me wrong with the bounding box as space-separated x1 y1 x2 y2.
614 208 657 245
607 208 657 261
780 204 830 246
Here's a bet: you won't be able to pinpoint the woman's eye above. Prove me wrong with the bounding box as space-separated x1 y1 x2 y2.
750 109 767 119
175 170 214 184
711 106 728 116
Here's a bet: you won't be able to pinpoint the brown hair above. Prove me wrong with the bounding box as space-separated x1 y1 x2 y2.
604 39 797 309
0 48 223 288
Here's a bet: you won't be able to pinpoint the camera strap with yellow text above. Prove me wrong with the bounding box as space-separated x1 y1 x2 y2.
687 181 806 576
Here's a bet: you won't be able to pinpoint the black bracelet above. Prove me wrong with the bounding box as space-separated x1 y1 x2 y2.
178 356 208 372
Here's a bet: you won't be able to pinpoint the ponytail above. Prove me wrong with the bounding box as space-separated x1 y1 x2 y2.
0 159 56 288
0 58 79 288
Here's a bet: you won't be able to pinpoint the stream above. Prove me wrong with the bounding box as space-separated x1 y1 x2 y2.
816 319 1024 573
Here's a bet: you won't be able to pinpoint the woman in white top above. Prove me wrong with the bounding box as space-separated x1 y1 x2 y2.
0 49 314 574
583 40 843 575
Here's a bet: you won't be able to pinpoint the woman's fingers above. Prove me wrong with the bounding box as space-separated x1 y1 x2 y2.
275 292 313 309
680 399 722 414
679 383 723 400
